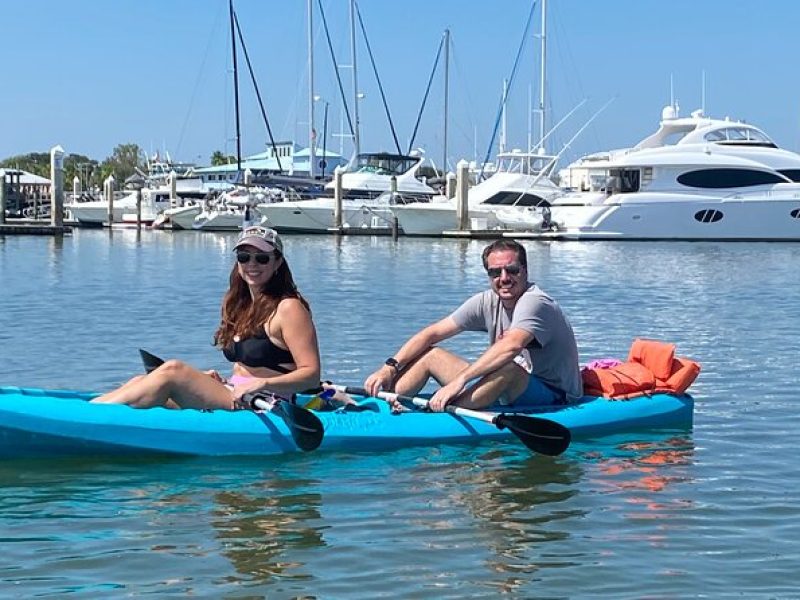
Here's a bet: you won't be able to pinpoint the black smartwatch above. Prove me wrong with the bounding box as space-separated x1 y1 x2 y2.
385 357 401 371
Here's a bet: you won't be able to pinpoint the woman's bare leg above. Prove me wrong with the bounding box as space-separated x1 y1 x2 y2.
91 360 234 409
92 375 147 404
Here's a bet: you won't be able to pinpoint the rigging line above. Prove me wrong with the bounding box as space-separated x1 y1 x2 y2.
175 3 225 160
448 37 481 154
233 10 283 173
478 0 537 181
229 0 242 171
317 0 356 138
406 33 445 156
354 2 402 155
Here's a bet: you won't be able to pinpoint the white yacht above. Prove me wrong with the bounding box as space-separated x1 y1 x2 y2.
256 151 437 233
537 106 800 240
66 182 209 226
390 150 562 236
165 187 271 231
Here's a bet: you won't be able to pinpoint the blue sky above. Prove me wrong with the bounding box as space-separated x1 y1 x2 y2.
2 0 799 170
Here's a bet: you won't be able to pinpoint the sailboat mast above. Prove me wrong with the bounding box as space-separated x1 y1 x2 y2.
500 79 508 154
308 0 316 178
229 0 242 171
443 28 450 174
349 0 361 156
538 0 547 150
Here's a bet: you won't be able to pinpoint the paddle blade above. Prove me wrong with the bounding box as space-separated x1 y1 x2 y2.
139 349 165 374
270 399 325 452
495 413 571 456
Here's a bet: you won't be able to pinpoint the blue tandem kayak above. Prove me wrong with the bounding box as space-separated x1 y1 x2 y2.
0 386 693 458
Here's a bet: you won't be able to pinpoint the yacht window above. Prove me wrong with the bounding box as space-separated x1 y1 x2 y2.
705 127 777 147
610 169 640 193
677 168 787 188
483 191 551 207
778 169 800 182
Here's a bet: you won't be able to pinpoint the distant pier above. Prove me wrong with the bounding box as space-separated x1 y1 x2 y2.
0 220 72 236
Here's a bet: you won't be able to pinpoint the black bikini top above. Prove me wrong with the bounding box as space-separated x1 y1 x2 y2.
222 331 294 372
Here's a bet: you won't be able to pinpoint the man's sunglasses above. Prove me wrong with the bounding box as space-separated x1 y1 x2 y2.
486 263 522 278
236 251 272 265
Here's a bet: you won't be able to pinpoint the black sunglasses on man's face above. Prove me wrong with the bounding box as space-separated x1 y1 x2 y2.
486 263 522 278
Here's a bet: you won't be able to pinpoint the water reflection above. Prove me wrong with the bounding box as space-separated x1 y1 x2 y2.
210 477 326 585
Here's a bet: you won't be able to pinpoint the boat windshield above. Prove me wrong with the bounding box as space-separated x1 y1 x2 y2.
704 127 776 147
349 154 419 176
496 153 555 175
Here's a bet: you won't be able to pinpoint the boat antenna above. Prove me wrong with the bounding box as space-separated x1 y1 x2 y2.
701 69 706 114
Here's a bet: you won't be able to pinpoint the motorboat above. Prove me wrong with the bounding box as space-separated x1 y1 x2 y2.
256 151 438 233
390 150 562 236
164 187 272 231
537 106 800 240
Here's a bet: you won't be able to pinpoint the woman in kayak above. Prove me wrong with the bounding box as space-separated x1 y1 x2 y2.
91 226 321 409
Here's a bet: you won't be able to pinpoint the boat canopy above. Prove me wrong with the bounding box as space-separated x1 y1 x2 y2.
347 153 421 176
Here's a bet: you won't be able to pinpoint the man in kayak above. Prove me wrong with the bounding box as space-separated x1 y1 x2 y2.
92 226 321 409
363 239 582 412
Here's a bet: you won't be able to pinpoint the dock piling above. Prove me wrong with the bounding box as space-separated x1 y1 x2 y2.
0 169 6 224
455 160 469 231
50 145 65 227
333 166 343 230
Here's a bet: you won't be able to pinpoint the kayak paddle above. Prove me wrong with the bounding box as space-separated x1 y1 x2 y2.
137 349 324 452
139 348 165 373
334 385 571 457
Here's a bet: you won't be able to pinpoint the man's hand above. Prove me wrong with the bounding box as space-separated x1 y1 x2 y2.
428 377 467 412
364 365 395 397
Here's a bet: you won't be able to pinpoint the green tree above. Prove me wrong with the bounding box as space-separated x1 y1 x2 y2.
64 154 100 189
99 143 145 183
0 152 50 177
210 150 236 166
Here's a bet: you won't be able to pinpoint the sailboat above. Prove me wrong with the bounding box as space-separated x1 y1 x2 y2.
257 0 439 234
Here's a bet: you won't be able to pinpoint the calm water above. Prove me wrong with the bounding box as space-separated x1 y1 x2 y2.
0 229 798 598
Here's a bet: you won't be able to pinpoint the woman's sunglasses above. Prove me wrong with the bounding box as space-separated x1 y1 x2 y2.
236 251 272 265
486 263 522 278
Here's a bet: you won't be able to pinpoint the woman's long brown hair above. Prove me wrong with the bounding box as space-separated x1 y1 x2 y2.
214 253 311 348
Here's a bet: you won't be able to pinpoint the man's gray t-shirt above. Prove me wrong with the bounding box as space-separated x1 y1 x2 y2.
450 283 583 401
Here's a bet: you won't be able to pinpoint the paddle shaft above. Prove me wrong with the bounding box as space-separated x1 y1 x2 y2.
337 386 499 425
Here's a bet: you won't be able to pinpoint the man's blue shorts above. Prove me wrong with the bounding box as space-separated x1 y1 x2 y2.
491 374 566 410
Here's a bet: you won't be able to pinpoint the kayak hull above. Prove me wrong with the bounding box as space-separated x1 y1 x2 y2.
0 386 694 458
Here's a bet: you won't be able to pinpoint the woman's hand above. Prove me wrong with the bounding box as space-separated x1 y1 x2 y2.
232 378 269 402
204 370 226 384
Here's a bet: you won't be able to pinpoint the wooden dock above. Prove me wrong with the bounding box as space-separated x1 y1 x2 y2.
0 222 72 236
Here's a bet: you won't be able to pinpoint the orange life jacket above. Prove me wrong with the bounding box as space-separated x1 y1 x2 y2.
581 338 701 400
